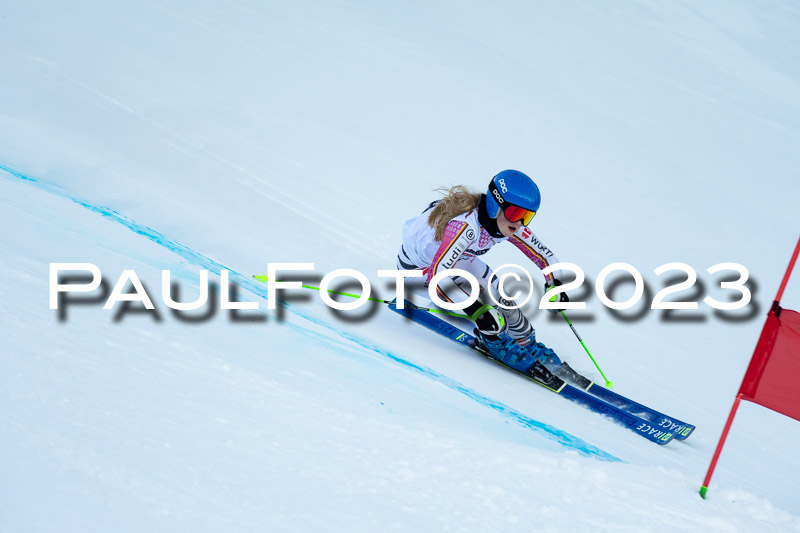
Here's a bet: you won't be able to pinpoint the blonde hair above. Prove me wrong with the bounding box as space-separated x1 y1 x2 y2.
427 185 482 241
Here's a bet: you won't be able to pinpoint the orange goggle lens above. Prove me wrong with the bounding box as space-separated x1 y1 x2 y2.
503 205 536 226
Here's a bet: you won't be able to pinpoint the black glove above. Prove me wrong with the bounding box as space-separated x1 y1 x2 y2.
544 279 569 314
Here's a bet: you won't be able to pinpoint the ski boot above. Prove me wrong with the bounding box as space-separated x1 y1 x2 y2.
477 330 561 374
476 330 589 387
514 336 592 388
526 342 592 389
477 331 538 372
527 341 563 369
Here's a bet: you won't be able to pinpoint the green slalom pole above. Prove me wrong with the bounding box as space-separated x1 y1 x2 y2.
252 275 470 319
560 311 613 388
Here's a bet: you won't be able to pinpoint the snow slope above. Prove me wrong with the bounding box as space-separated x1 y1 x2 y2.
2 1 800 531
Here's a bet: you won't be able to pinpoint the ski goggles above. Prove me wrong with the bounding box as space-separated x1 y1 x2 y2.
503 204 537 226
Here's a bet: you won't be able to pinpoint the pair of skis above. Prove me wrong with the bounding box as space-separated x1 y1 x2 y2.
389 301 695 446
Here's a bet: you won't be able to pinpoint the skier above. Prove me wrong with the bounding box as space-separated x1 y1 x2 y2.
396 170 586 386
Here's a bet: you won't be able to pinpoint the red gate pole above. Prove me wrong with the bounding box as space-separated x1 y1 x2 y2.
774 236 800 303
700 236 799 499
699 393 744 499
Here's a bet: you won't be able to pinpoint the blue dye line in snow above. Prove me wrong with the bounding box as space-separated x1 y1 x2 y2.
286 317 620 461
1 163 621 462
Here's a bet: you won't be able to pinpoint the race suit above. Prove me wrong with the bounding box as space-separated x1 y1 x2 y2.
396 201 562 341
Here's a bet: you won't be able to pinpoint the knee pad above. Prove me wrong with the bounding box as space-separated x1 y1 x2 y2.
471 304 507 338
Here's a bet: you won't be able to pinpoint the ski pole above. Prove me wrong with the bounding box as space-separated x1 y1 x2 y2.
252 275 470 319
560 311 613 388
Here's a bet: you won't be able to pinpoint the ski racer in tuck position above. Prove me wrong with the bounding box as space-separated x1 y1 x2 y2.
396 169 587 386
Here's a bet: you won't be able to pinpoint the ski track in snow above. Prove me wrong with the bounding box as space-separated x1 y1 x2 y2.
0 162 620 463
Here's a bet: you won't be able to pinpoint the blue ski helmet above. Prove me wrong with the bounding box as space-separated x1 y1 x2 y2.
485 170 540 226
